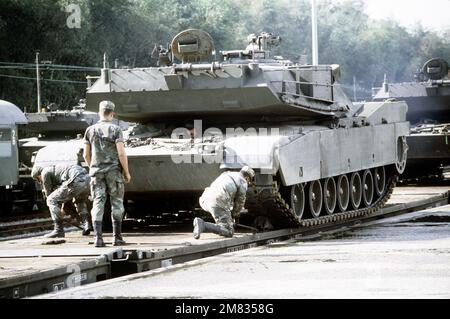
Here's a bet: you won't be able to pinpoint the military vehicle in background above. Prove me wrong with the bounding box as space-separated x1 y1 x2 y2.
0 100 104 215
373 58 450 181
16 101 103 214
18 100 100 169
35 29 409 229
0 100 28 215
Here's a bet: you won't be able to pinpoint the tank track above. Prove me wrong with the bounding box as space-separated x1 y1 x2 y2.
245 173 398 229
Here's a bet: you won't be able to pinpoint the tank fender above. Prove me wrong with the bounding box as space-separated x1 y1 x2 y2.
222 135 290 174
33 139 85 168
278 121 410 187
357 101 408 124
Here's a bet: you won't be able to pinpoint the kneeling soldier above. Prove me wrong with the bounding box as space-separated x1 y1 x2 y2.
194 166 255 239
31 164 92 238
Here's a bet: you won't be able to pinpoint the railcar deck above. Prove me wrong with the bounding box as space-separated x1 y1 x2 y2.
0 186 448 299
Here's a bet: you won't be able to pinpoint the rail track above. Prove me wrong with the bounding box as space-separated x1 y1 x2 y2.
124 188 448 273
0 187 448 299
0 213 79 239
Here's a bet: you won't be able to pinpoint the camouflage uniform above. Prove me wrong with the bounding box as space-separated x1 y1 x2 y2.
43 164 90 220
198 171 248 237
84 120 125 222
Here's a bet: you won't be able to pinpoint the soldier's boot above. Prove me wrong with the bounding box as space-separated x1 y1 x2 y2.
93 221 105 247
112 221 126 246
204 222 233 238
193 217 205 239
81 214 93 236
44 220 65 238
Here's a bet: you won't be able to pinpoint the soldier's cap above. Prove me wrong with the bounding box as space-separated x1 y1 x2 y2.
240 166 255 179
99 100 115 111
31 165 44 180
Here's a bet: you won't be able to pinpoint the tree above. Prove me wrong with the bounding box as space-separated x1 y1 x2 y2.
0 0 449 108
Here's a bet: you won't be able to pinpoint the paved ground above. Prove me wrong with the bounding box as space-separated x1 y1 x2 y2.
3 185 445 286
38 204 450 299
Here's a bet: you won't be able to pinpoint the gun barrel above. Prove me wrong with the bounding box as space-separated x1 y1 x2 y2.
174 62 222 73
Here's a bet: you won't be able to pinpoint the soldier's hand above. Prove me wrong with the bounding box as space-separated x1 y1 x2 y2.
124 171 131 184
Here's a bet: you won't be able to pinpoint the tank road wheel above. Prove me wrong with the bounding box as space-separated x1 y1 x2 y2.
323 178 337 215
308 181 323 218
396 137 408 174
362 170 374 207
290 184 305 220
350 172 362 210
337 175 350 212
374 167 386 197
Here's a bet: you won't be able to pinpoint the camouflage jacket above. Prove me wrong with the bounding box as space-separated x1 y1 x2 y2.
84 120 124 176
200 171 248 214
41 164 88 196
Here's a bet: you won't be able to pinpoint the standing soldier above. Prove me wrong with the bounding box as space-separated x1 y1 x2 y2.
31 164 92 238
193 166 255 239
83 101 131 247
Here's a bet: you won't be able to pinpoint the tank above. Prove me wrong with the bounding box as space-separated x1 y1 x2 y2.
373 58 450 181
35 29 410 228
12 101 102 214
18 100 100 168
18 101 130 214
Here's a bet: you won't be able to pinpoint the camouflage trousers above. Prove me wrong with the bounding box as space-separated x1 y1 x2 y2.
210 207 234 237
46 175 90 222
90 169 125 222
200 197 234 237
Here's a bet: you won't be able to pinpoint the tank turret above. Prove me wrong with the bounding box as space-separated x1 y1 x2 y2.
374 58 450 124
86 29 355 123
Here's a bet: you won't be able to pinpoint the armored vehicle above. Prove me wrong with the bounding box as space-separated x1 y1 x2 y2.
18 100 101 168
373 58 450 181
36 29 409 228
15 102 102 214
0 100 28 214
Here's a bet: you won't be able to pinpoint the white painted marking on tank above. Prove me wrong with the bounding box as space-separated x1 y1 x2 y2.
161 259 172 268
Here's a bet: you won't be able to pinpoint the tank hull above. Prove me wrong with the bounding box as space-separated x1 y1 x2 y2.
399 95 450 124
403 133 450 179
22 111 99 137
32 101 409 216
122 124 409 194
373 82 450 123
126 152 221 193
373 72 450 181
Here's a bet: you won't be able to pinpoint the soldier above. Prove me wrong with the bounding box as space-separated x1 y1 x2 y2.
83 100 131 247
31 164 92 238
193 166 255 239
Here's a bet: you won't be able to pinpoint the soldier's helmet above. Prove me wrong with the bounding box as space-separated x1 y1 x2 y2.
240 166 255 180
31 165 44 180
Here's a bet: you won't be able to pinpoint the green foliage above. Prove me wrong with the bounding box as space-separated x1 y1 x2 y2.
0 0 449 109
